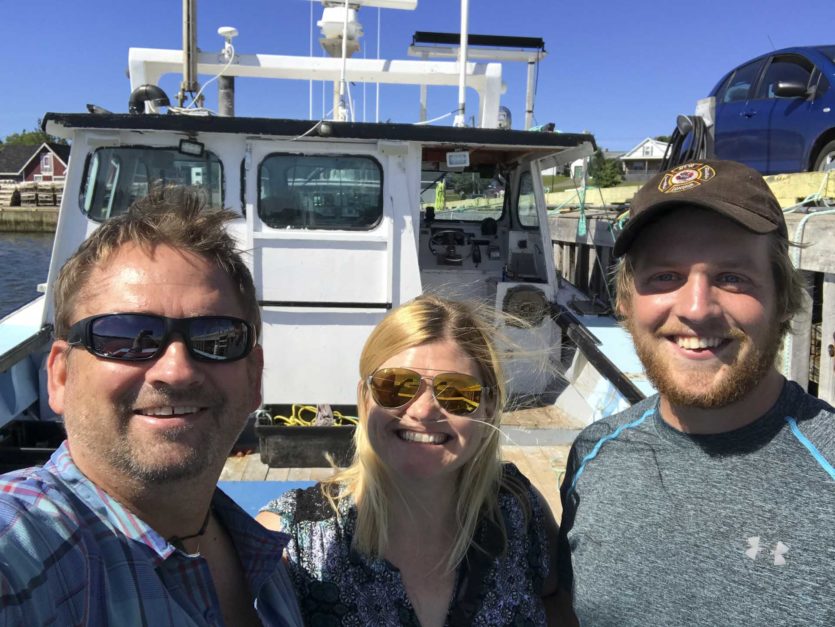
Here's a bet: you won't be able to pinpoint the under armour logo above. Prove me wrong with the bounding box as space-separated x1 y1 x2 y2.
746 536 789 565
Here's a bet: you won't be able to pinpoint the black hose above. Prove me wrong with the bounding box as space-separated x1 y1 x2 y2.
661 115 714 170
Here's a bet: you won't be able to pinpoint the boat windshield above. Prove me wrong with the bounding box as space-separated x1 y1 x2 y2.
422 169 505 222
80 147 223 222
258 154 383 230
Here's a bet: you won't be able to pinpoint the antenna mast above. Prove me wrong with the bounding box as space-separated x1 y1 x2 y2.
178 0 201 107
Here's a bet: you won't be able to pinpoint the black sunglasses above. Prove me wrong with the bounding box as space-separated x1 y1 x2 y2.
66 313 256 363
366 367 492 416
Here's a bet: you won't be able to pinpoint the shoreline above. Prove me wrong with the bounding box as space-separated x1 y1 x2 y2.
2 170 831 235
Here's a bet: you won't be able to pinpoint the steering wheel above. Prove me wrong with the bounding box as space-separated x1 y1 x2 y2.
428 229 472 261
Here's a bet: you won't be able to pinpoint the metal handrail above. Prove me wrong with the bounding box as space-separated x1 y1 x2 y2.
550 306 645 405
0 324 53 374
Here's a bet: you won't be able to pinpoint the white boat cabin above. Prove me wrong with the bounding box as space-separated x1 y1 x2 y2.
10 114 595 419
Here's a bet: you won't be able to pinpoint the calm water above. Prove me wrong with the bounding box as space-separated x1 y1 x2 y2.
0 233 54 319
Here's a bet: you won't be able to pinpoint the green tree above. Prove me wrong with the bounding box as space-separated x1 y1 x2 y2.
588 150 622 188
446 172 484 197
654 135 672 143
3 122 67 146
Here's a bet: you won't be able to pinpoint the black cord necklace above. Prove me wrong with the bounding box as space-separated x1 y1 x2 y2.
168 508 212 548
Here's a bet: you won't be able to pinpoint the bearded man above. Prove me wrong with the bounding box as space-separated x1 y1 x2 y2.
557 160 835 626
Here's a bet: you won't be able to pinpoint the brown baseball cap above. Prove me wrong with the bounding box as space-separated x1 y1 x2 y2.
613 160 788 257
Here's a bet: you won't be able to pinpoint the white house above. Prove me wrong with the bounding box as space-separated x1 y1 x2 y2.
541 150 625 186
619 137 670 182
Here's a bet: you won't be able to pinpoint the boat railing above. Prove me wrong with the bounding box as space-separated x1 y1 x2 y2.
550 304 645 406
0 324 52 376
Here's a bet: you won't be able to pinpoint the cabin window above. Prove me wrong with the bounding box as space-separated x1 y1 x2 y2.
517 170 539 228
258 154 383 230
424 169 504 222
80 147 224 222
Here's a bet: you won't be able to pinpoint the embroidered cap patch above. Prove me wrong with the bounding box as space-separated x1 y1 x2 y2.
658 162 716 194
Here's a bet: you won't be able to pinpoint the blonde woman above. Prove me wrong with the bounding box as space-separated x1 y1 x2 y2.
257 295 560 625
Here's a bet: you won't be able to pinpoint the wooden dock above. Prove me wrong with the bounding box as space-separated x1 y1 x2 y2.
0 206 59 232
0 181 63 232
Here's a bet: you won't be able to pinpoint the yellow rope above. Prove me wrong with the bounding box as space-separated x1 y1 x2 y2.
267 404 358 426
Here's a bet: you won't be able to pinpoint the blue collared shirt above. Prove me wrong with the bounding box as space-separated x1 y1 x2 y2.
0 442 303 626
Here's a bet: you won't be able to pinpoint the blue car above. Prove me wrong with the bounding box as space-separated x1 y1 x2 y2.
710 45 835 173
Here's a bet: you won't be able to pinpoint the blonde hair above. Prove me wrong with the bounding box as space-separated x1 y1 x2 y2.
53 185 260 339
323 294 526 573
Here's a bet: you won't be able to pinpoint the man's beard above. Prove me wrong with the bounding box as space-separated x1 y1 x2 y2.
67 385 240 484
107 421 217 482
626 320 783 410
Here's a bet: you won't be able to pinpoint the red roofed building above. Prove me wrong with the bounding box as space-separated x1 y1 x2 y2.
0 142 70 183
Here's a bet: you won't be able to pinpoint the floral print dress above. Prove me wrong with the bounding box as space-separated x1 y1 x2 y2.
261 463 551 626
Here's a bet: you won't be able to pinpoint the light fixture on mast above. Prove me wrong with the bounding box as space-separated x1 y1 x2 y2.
318 3 362 59
318 0 417 122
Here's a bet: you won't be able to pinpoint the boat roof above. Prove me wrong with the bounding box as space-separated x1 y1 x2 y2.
43 113 596 158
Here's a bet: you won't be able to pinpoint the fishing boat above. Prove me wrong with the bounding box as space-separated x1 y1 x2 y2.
0 0 650 469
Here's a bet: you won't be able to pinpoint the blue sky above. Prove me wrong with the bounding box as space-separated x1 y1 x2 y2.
2 0 834 151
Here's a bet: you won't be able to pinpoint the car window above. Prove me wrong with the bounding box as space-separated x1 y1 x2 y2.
815 46 835 63
717 59 763 103
712 72 733 99
756 56 813 99
816 71 830 96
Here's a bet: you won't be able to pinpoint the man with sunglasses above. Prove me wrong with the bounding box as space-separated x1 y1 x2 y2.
558 161 835 625
0 186 303 626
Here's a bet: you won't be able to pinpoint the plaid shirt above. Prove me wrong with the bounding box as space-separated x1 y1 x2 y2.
0 442 303 627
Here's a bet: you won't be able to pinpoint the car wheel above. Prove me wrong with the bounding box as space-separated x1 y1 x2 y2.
813 140 835 171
